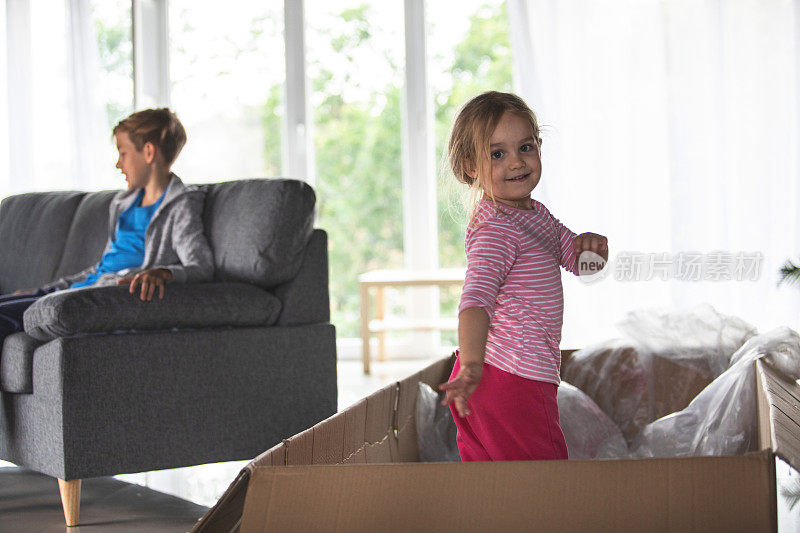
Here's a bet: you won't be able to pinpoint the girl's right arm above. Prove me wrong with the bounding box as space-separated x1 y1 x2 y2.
439 216 517 416
458 306 490 367
440 306 490 417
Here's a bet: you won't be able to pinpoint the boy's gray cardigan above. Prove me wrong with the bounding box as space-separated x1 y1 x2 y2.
46 174 214 290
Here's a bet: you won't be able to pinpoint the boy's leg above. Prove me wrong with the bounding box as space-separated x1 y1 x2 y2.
0 287 54 302
450 356 568 461
0 291 49 338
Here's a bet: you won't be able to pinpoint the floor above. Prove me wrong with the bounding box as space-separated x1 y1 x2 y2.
0 467 207 532
337 356 438 410
0 356 439 531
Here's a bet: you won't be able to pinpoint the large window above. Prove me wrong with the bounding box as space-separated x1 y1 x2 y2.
91 0 134 132
4 0 509 345
428 1 513 345
91 0 134 189
26 0 72 191
2 0 132 195
429 0 513 270
306 1 406 338
168 1 284 182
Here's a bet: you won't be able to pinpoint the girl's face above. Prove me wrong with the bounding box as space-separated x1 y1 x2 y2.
482 111 541 209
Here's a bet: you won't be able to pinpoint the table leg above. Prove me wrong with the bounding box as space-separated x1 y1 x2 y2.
376 286 386 362
360 283 371 374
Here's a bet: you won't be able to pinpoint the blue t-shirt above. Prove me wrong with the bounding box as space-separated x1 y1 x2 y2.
71 188 167 289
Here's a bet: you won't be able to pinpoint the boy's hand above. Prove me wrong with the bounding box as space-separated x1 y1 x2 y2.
574 232 609 262
438 361 483 417
117 268 173 301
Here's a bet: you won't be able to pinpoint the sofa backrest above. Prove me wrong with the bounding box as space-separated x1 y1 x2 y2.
201 179 316 289
0 192 86 292
0 178 317 293
53 191 118 280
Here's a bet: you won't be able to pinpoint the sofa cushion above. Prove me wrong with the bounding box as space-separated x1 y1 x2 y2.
0 192 85 292
54 190 118 279
0 332 43 393
23 282 282 342
202 179 316 289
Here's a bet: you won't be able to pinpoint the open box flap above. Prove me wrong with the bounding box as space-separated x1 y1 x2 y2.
756 358 800 472
190 441 287 533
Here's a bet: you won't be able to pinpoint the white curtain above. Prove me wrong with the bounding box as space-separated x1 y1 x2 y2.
0 3 9 191
3 0 108 195
4 0 34 195
507 0 800 347
66 0 107 190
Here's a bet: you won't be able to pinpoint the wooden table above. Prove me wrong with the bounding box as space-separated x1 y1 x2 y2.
358 268 465 374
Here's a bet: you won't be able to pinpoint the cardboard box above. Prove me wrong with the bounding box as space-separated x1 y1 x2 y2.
193 352 800 532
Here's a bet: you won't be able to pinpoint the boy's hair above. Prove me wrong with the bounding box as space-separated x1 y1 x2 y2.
113 108 187 167
447 91 541 216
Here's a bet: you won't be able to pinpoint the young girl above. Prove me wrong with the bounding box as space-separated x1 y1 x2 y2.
439 91 608 461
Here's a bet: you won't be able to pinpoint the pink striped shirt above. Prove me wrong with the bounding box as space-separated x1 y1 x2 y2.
458 198 579 385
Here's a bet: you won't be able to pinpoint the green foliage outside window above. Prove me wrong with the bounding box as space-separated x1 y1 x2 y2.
307 4 405 337
434 3 513 344
277 2 512 338
435 4 514 271
92 1 134 131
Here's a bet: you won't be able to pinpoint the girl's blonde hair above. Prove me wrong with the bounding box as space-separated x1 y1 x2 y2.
446 91 541 224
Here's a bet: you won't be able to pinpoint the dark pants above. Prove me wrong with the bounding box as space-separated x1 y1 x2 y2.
0 287 58 340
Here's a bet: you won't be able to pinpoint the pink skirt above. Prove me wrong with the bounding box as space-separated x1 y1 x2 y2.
448 354 568 461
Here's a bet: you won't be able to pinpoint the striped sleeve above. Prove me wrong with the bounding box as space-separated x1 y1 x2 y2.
459 223 518 318
552 214 580 276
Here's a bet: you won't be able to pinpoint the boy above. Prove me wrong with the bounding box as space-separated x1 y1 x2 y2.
0 108 213 339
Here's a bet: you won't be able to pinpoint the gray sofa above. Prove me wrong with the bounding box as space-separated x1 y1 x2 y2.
0 178 337 524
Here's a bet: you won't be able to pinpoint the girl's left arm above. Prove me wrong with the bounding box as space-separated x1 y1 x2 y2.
573 232 609 262
553 214 608 275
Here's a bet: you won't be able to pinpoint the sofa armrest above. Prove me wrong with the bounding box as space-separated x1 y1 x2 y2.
273 229 330 326
23 282 282 342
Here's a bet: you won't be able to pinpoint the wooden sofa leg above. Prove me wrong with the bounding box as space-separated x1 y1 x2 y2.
58 478 81 526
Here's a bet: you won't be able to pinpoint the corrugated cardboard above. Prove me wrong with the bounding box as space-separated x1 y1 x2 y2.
240 454 774 532
755 359 800 472
194 353 800 533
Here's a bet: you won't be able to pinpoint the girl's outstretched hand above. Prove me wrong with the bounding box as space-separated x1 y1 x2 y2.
439 361 483 417
574 232 609 261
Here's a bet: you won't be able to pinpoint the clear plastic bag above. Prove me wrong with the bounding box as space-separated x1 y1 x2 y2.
631 327 800 458
561 339 650 445
563 304 757 446
558 381 629 459
416 382 461 462
617 303 757 379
